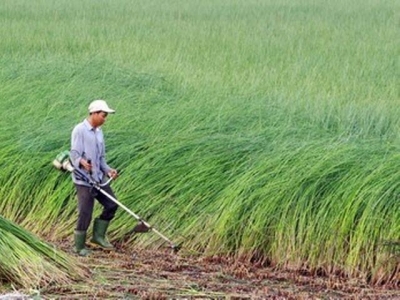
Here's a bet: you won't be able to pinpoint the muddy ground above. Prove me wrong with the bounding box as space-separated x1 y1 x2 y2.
26 239 398 300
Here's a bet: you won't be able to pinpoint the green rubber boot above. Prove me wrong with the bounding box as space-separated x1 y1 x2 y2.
90 218 114 249
73 231 91 256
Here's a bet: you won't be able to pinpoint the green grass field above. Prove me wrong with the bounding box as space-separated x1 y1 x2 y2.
0 0 399 289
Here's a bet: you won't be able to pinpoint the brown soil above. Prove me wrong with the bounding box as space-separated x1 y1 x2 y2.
35 240 400 300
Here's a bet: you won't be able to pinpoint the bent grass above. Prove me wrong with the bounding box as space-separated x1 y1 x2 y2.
0 0 398 290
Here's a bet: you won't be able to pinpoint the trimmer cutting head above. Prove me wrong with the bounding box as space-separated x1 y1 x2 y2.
132 221 150 233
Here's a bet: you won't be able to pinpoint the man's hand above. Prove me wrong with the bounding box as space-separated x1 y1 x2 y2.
108 169 119 180
80 159 92 173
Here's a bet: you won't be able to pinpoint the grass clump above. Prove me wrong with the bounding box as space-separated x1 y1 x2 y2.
0 215 88 289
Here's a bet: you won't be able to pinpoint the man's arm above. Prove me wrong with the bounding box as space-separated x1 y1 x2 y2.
70 126 83 169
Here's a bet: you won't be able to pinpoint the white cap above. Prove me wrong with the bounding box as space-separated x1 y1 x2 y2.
88 100 115 114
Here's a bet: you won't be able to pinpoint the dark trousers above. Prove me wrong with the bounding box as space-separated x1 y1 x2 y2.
75 184 118 231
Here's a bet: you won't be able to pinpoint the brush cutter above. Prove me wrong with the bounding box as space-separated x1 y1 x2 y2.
53 151 182 253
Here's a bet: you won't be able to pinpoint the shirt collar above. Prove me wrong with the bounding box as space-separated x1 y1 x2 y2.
83 118 100 131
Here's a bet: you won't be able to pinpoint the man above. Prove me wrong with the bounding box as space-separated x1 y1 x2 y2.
70 99 119 256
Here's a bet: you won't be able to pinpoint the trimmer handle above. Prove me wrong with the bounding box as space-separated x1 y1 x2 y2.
87 159 92 175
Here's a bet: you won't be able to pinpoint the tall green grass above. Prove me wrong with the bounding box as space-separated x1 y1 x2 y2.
0 0 398 286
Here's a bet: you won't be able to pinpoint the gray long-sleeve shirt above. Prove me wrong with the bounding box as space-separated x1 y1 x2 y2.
70 119 112 186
